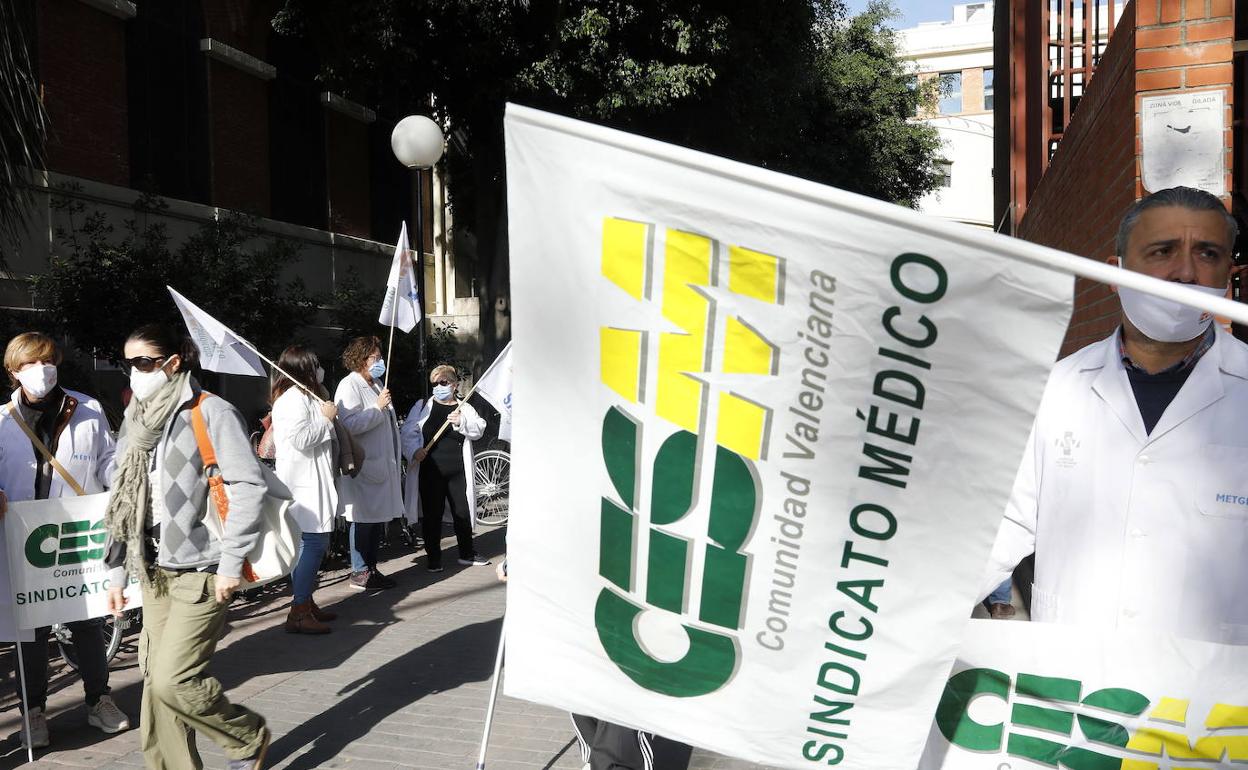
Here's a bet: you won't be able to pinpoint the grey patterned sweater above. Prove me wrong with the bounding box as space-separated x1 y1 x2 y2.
105 378 266 580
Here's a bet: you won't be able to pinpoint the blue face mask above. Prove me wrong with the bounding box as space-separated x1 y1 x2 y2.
432 384 454 401
368 359 386 379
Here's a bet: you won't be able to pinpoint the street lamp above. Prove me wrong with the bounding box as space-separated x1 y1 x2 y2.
391 115 446 391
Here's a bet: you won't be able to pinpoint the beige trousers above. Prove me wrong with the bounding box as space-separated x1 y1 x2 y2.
138 570 267 769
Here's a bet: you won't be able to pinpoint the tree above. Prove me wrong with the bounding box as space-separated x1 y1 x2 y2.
33 188 318 368
273 0 938 355
0 0 47 261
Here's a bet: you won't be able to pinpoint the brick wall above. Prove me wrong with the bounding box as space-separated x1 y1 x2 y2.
37 0 130 186
1018 0 1237 357
326 111 371 238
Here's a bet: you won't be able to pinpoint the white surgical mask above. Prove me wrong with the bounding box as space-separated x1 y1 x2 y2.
130 367 169 402
1117 258 1227 342
14 364 57 399
368 359 386 380
432 384 454 401
315 366 325 384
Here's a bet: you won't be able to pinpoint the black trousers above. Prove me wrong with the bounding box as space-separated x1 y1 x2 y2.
571 714 693 770
418 459 475 566
17 618 110 710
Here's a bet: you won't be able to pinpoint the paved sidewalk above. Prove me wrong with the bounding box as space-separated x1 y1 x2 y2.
0 527 770 770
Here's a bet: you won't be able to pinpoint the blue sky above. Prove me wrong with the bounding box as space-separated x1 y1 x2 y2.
845 0 954 30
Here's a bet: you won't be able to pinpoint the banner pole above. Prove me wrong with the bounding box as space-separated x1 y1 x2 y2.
230 340 327 405
9 541 35 766
475 617 506 770
384 299 398 391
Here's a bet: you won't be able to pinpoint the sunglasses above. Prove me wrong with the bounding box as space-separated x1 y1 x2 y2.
432 379 456 387
123 355 168 373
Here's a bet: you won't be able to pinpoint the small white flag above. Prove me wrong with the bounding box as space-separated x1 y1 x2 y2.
379 221 422 333
168 287 267 377
474 342 513 441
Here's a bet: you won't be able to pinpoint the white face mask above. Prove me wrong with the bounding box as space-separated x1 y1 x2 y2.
130 368 169 402
1116 258 1227 342
14 364 57 399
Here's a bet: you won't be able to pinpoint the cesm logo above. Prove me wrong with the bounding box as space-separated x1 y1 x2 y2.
595 217 782 697
26 518 108 568
937 668 1248 769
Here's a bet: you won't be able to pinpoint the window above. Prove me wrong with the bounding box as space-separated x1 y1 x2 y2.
903 74 918 117
983 67 994 111
938 72 963 115
935 161 952 188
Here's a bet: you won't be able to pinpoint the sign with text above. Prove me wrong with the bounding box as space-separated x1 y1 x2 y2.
4 493 141 629
502 104 1072 769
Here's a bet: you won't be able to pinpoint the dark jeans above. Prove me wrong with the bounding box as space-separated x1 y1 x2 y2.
419 461 475 567
349 521 383 573
18 618 110 710
571 714 693 770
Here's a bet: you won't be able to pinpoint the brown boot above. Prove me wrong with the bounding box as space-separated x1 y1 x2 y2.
309 598 337 622
286 602 331 634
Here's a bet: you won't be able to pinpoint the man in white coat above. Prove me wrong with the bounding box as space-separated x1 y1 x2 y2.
0 332 131 747
982 186 1248 644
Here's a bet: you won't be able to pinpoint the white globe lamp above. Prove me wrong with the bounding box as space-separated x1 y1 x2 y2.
391 115 445 169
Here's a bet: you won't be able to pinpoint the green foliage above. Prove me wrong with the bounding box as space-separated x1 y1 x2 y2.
32 187 318 366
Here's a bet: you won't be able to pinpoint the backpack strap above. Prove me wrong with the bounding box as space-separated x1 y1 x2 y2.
190 393 259 583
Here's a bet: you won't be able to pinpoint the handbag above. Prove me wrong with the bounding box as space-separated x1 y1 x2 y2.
189 393 300 588
332 416 366 477
5 400 88 495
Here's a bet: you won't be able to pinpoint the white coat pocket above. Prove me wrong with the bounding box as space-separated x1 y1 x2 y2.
1197 445 1248 520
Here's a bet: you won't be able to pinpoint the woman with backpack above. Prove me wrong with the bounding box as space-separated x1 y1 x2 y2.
270 345 340 634
103 323 270 770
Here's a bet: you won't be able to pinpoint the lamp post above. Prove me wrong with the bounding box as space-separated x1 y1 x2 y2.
390 114 446 393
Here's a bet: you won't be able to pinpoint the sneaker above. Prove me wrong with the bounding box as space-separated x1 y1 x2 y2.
457 555 491 567
226 727 271 770
367 570 396 590
427 563 444 573
988 602 1016 620
348 570 372 591
20 706 49 748
87 694 131 734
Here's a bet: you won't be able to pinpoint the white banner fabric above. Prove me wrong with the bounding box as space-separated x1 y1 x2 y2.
501 104 1074 769
4 493 142 629
379 221 422 333
475 341 514 442
920 620 1248 770
169 286 267 377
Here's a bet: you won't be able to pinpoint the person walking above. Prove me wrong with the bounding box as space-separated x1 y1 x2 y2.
402 364 489 572
270 345 339 634
0 332 130 748
103 323 269 770
334 336 403 591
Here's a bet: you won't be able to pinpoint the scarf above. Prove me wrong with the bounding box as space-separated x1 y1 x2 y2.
104 370 191 595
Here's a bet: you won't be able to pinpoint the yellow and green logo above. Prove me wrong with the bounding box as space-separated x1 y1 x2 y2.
937 668 1248 769
595 217 781 697
25 519 108 568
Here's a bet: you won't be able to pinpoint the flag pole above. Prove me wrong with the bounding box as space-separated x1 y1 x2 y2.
384 279 400 391
8 543 35 765
229 339 327 405
475 616 506 770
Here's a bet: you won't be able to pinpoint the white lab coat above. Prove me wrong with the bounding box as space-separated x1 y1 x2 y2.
272 388 338 534
0 388 116 501
334 371 403 524
983 328 1248 644
401 398 485 527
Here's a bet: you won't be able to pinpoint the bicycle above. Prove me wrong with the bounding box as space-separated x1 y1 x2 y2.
53 609 139 671
473 448 511 526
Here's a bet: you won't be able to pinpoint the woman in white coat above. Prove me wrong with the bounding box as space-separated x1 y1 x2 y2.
401 364 487 572
271 345 339 634
335 335 403 591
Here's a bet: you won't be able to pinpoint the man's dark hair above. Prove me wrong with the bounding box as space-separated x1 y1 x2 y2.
1116 186 1239 257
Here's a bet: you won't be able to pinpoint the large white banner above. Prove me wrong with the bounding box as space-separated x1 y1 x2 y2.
920 620 1248 769
4 493 142 629
475 341 514 442
502 104 1072 770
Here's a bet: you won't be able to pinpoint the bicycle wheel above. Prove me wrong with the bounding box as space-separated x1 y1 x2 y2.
473 449 511 526
55 614 125 671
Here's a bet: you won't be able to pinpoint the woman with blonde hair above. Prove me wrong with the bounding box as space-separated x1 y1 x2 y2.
270 344 339 633
401 364 487 572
